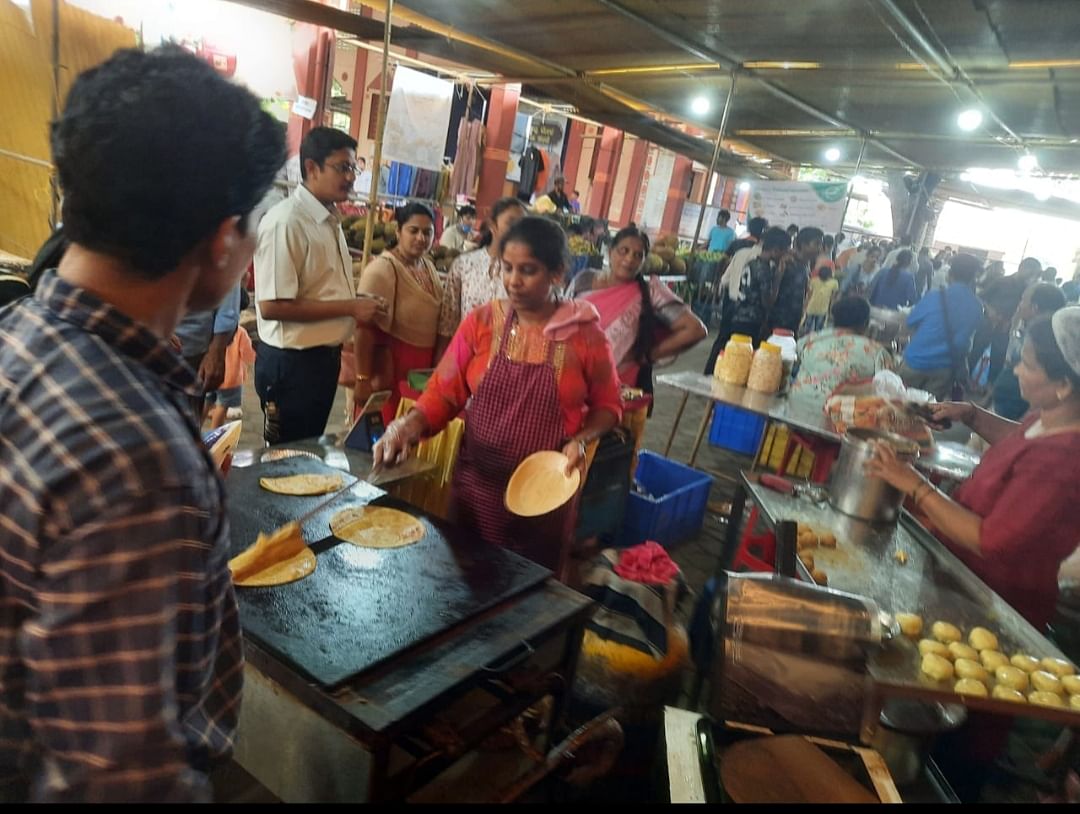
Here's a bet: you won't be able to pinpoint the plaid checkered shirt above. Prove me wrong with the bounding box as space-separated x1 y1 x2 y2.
0 271 242 802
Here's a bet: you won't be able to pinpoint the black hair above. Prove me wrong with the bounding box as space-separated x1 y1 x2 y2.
867 245 883 258
477 196 527 248
796 227 825 249
948 253 981 286
1018 256 1043 278
27 227 70 292
835 232 846 244
832 296 871 330
300 127 357 181
1027 314 1080 389
457 205 477 219
718 209 731 223
499 216 569 275
823 234 835 249
886 249 914 287
747 216 768 238
1030 282 1067 316
610 226 657 367
357 156 367 167
818 265 833 282
573 189 581 196
394 202 435 228
52 46 284 279
918 246 931 257
787 223 800 234
761 226 791 252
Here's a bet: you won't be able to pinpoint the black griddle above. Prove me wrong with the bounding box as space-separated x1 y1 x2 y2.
226 457 551 688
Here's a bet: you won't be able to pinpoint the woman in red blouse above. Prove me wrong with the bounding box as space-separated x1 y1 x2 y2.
374 217 622 571
868 309 1080 631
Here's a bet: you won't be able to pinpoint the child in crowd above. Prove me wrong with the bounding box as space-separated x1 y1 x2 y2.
204 326 255 429
803 265 839 333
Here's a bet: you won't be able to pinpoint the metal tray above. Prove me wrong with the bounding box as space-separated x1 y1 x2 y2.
744 472 1080 727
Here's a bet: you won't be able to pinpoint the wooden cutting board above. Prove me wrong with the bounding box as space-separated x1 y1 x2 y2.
721 735 880 804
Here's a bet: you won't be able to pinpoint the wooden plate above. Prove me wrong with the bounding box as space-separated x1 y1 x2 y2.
504 450 580 517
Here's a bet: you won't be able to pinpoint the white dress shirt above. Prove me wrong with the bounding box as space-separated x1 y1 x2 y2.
254 184 357 350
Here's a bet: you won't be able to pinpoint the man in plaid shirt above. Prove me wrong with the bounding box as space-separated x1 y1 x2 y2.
0 47 284 801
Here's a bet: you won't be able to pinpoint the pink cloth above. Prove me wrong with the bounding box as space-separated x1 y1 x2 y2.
543 299 600 341
614 541 681 586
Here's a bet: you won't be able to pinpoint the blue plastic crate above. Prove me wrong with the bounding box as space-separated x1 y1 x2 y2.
708 403 766 456
620 451 712 548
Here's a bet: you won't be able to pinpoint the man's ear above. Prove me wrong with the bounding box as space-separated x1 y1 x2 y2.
207 216 242 272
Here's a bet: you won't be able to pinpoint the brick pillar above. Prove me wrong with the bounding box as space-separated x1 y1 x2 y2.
618 138 650 228
660 155 695 235
587 126 623 220
287 24 334 157
475 83 521 216
562 120 586 192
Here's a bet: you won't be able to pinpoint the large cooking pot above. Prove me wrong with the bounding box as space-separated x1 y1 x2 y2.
830 428 919 523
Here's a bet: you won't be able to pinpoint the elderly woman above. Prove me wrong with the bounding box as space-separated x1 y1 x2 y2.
374 217 622 571
867 308 1080 630
569 225 706 390
788 296 893 413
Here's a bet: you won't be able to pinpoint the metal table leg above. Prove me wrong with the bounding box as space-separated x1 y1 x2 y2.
718 480 747 576
663 392 690 457
688 401 715 469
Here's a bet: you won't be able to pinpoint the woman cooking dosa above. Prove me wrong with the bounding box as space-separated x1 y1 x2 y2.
373 217 622 571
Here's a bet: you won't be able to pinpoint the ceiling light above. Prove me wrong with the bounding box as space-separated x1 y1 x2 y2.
957 109 983 132
852 175 866 185
1034 188 1051 202
1018 153 1038 172
824 147 841 162
691 96 710 115
739 181 751 191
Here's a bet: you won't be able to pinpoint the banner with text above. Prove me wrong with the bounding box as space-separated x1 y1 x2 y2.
747 181 848 234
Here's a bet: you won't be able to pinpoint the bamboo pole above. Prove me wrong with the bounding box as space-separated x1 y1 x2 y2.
690 71 737 251
359 0 395 274
50 0 60 229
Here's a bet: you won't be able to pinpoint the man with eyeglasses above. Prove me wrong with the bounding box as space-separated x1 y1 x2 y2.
255 127 385 443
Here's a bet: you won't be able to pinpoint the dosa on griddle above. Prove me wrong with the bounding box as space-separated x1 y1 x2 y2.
259 473 345 496
229 522 316 587
329 506 425 548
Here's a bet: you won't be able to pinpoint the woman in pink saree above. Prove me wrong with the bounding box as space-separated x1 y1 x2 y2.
569 225 707 391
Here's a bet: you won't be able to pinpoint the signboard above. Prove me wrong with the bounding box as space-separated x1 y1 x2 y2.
747 181 848 233
292 95 317 120
633 147 676 234
678 202 723 242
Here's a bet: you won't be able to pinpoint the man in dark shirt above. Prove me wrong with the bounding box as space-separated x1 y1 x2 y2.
768 227 823 337
0 47 284 802
547 176 572 211
726 215 769 257
724 226 793 345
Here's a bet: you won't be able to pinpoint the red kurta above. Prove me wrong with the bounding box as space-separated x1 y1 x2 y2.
945 416 1080 630
415 300 623 437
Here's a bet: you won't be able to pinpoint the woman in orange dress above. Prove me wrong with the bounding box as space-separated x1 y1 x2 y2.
373 217 622 571
353 203 442 424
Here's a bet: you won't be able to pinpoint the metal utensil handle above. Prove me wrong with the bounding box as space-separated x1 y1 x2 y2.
292 480 360 528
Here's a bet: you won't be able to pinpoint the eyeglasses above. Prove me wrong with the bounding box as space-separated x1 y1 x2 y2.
327 161 360 176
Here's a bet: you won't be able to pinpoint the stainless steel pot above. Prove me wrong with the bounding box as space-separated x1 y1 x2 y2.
829 428 920 523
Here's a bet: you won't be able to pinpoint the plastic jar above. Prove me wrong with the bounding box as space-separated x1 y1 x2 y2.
715 333 754 385
766 329 798 394
747 341 783 393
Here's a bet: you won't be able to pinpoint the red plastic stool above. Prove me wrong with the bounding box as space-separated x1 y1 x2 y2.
778 431 840 484
729 507 777 572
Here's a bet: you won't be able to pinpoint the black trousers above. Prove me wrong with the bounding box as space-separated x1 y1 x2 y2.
254 344 341 445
